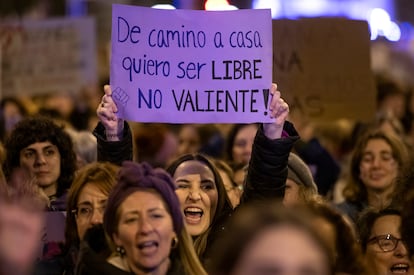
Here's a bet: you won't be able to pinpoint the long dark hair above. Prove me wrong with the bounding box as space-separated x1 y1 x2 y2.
166 153 233 260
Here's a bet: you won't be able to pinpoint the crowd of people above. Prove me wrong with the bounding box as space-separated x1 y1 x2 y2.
0 77 413 275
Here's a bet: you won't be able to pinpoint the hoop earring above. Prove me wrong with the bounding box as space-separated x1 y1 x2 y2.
171 236 179 249
116 246 126 256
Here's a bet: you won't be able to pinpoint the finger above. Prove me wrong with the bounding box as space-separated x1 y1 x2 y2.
104 85 112 96
270 83 277 95
270 98 288 118
269 91 281 111
98 109 116 121
274 101 289 118
105 97 118 113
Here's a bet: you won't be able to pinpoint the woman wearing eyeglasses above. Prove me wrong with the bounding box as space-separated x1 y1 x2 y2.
357 207 413 275
34 162 119 275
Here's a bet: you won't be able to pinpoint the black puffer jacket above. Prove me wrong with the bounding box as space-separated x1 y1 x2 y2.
93 121 133 166
94 122 298 193
94 121 299 263
242 121 299 203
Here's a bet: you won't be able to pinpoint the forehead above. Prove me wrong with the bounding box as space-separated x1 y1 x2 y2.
78 183 108 203
235 125 257 139
174 160 215 179
363 138 392 152
244 225 328 268
121 190 166 211
179 125 199 138
22 141 56 151
286 178 300 187
371 214 401 235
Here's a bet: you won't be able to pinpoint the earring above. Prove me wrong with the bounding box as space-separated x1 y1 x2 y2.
116 246 126 256
171 236 179 249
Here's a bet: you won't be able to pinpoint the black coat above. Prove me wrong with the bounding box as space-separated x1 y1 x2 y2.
94 121 299 263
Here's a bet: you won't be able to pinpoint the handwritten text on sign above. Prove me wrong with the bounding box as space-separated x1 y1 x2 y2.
111 5 272 123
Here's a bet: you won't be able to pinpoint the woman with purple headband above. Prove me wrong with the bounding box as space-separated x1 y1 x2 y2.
76 161 207 275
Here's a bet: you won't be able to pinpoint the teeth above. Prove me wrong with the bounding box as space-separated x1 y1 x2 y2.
391 264 409 273
138 241 157 249
393 264 408 268
184 208 203 217
185 207 203 213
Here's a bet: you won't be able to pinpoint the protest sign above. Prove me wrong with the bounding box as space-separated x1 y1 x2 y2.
110 4 272 123
273 18 376 122
0 17 96 97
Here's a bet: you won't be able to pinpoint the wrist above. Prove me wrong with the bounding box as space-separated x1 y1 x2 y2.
105 129 123 141
263 123 284 140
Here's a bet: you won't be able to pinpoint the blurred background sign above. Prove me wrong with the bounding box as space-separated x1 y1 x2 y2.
273 18 376 122
0 17 96 97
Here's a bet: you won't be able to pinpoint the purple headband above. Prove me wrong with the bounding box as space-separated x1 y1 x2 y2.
104 161 183 238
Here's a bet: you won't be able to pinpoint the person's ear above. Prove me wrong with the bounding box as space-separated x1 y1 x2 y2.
113 232 122 247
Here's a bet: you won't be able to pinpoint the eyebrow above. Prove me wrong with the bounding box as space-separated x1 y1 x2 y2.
77 199 107 206
362 150 393 156
124 207 164 215
175 178 190 183
176 176 215 181
43 145 58 151
148 207 164 213
24 145 57 151
77 201 93 207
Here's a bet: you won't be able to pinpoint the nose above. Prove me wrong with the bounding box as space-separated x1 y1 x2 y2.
394 240 408 257
34 153 46 166
90 208 103 225
371 156 382 168
139 218 153 234
188 188 201 201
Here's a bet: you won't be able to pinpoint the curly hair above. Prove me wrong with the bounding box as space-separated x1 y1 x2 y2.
3 116 76 197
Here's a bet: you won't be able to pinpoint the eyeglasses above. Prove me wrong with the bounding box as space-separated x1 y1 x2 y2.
72 203 106 220
367 234 403 252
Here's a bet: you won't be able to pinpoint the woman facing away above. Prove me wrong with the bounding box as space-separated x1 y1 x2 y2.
208 200 335 275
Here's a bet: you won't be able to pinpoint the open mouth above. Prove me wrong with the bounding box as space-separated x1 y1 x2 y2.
390 263 409 273
138 241 158 251
184 207 204 224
